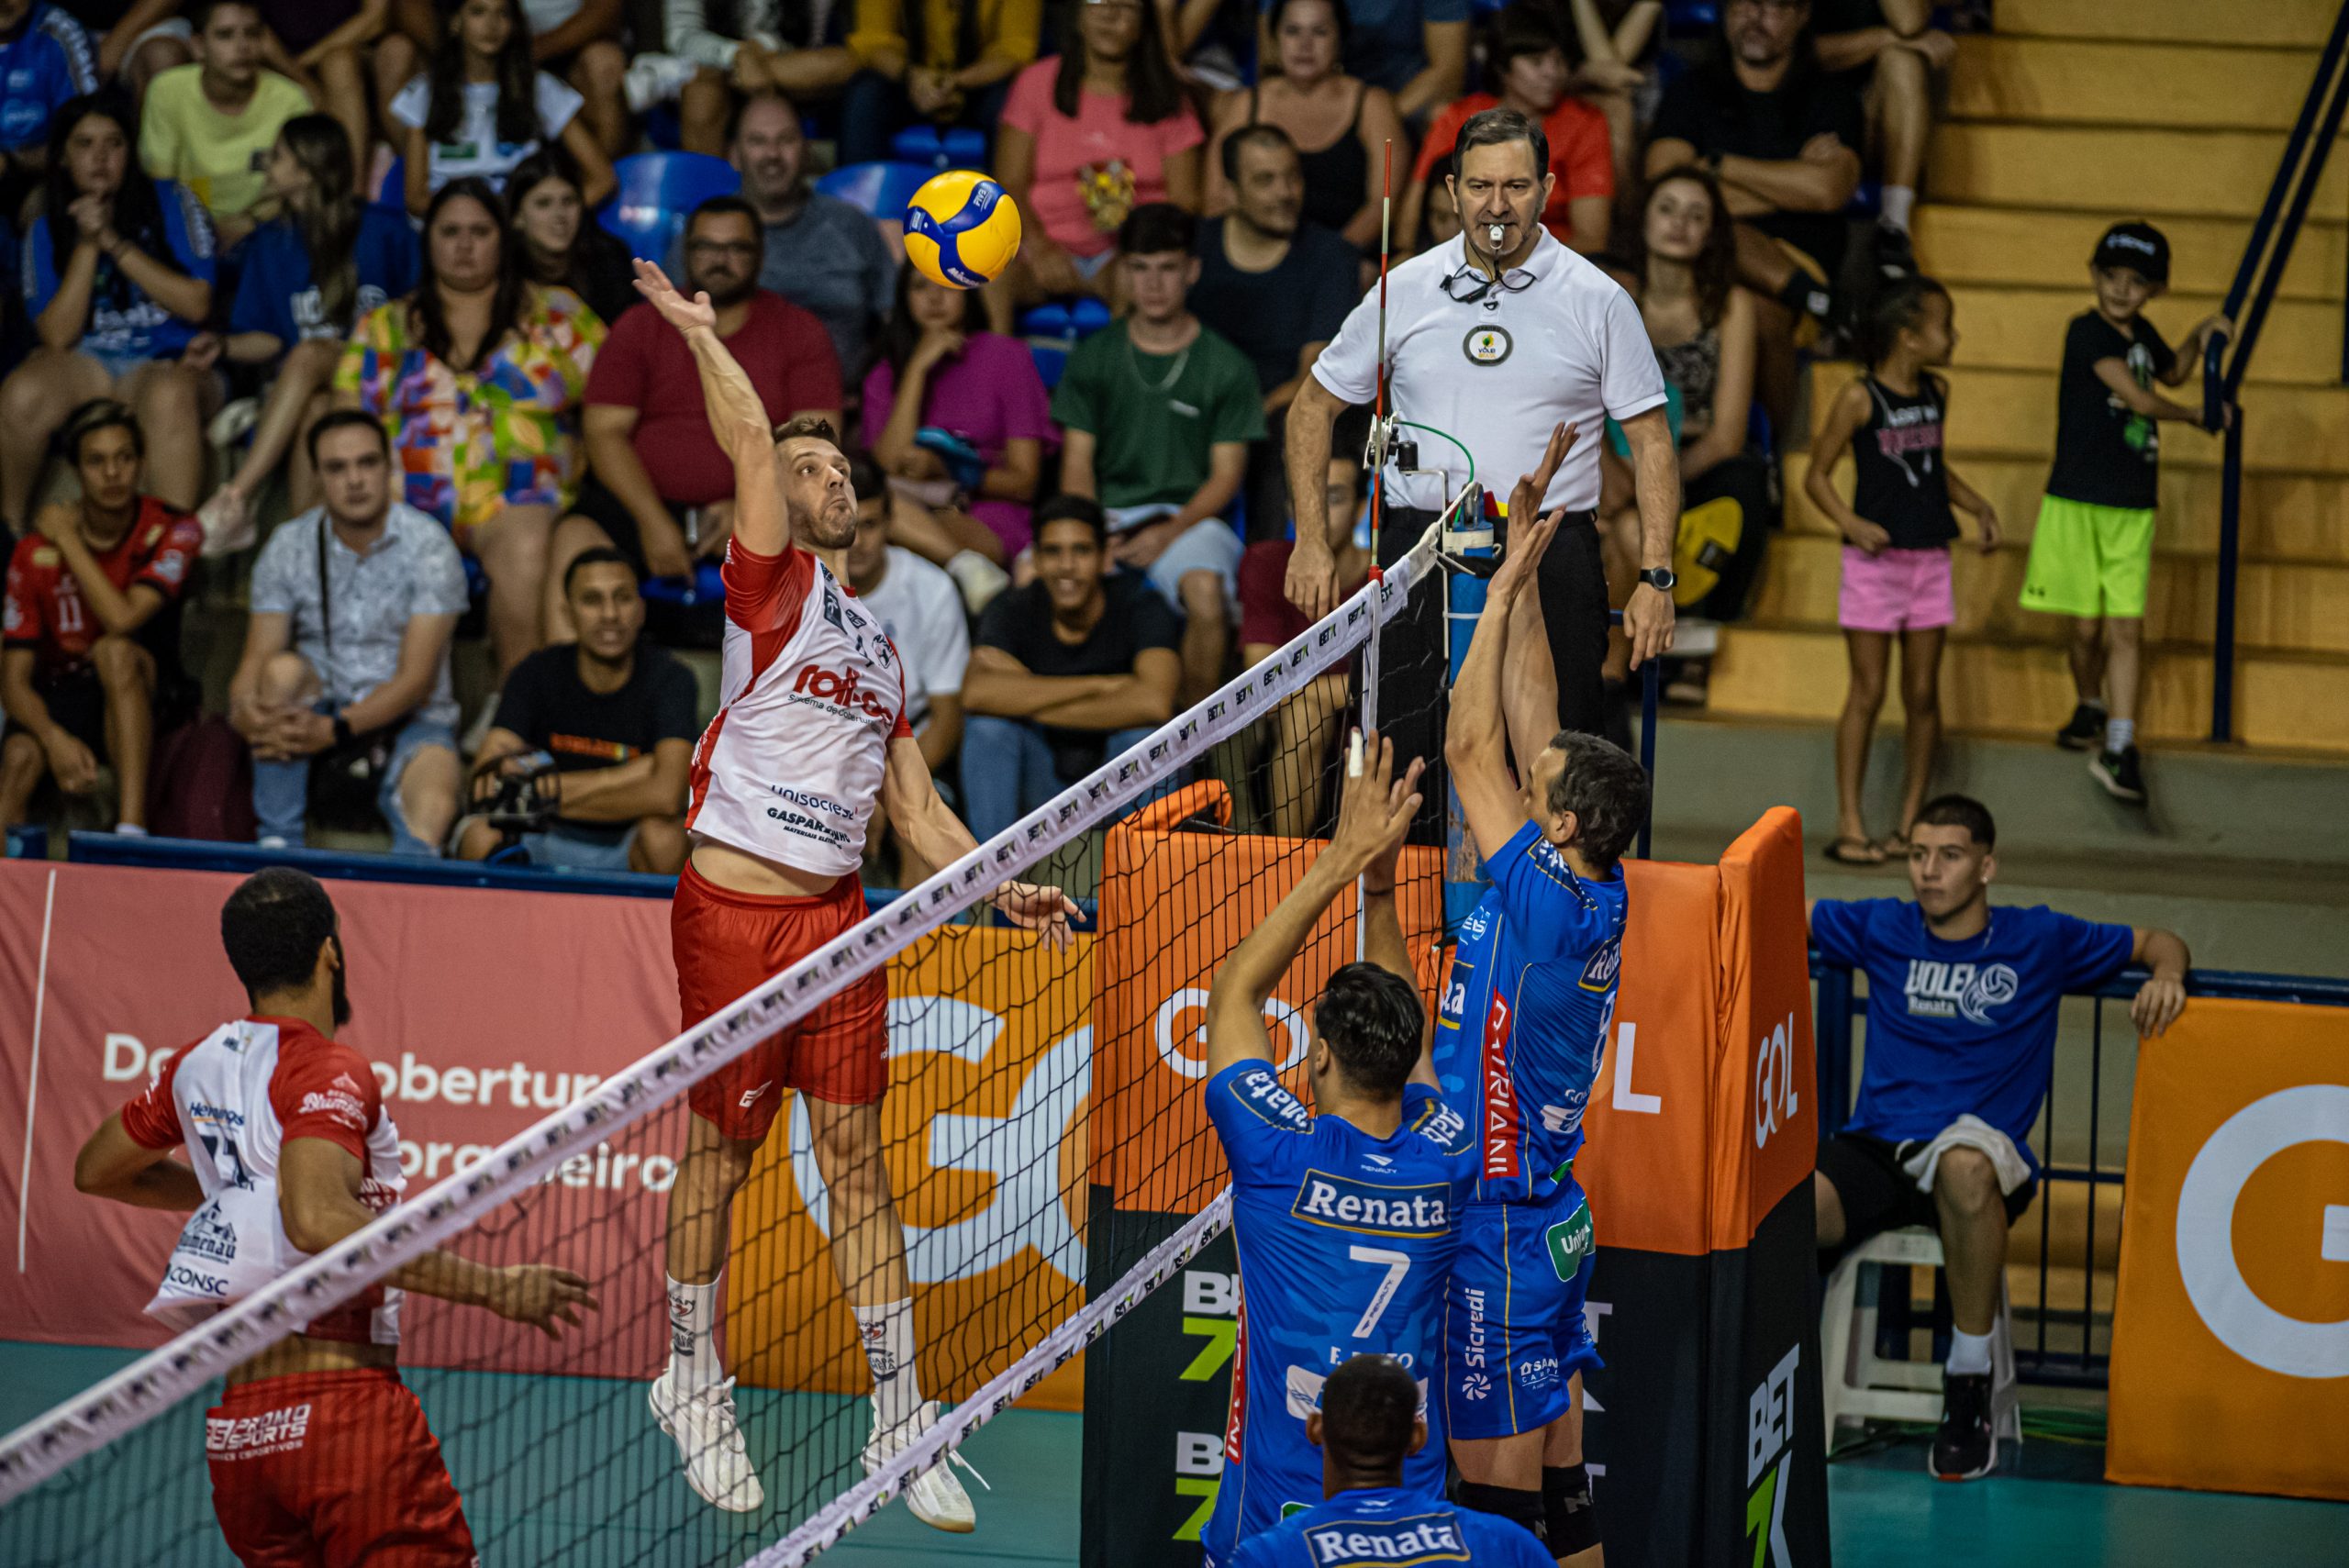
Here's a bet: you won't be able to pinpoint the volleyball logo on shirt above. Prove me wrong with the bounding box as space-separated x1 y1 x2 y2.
1901 959 2021 1026
1462 327 1514 366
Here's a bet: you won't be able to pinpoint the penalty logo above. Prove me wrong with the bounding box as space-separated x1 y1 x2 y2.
1463 327 1513 366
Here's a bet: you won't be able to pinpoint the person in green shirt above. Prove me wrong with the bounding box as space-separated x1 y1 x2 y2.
139 0 313 248
1052 201 1266 704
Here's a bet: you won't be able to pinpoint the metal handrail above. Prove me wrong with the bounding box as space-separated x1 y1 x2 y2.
2201 0 2349 741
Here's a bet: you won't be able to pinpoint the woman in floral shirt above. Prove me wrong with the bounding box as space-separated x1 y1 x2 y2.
336 176 604 678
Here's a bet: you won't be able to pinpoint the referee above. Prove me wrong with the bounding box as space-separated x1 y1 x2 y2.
1286 107 1680 814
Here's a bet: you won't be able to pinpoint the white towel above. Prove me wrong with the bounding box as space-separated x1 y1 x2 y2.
1899 1115 2033 1196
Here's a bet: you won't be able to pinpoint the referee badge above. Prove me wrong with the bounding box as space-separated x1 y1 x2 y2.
1463 326 1513 366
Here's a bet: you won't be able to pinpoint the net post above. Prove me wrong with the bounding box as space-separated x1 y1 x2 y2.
1440 484 1491 939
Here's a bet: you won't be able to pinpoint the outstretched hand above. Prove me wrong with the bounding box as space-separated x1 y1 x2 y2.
995 880 1084 952
1328 731 1424 883
632 258 717 335
1492 423 1577 602
486 1263 600 1340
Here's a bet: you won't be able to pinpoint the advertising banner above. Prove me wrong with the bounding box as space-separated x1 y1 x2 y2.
2107 997 2349 1501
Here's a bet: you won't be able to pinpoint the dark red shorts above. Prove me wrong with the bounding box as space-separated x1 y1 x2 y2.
674 861 888 1135
205 1367 475 1568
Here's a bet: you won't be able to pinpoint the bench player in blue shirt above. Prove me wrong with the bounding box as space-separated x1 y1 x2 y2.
1231 1355 1553 1568
1199 737 1478 1567
1436 426 1652 1564
1809 792 2188 1482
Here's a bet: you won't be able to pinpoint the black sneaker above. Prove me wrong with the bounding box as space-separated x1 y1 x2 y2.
1873 223 1918 279
2090 744 2147 804
2054 704 2107 751
1931 1371 1997 1482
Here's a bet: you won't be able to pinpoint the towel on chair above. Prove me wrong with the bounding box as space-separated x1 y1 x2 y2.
1898 1115 2032 1196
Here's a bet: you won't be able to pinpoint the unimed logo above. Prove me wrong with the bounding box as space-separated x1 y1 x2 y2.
791 662 895 723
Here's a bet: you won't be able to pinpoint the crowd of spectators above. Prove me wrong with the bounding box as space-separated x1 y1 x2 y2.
0 0 1964 862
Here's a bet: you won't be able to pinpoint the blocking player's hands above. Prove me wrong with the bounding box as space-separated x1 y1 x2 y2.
1325 732 1425 887
1491 422 1577 605
632 258 717 336
994 880 1084 952
484 1263 600 1340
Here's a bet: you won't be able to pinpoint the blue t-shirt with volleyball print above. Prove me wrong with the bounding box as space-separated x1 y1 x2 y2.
1228 1483 1554 1568
231 207 420 349
1198 1062 1476 1568
1810 898 2133 1172
1431 818 1628 1205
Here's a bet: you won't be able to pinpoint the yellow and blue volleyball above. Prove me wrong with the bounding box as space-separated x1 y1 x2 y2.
904 169 1022 290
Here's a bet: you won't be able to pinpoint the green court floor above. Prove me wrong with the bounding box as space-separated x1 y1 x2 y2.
5 1345 2343 1565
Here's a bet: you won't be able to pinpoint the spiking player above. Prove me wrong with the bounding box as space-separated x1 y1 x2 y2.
628 260 1077 1529
1437 426 1651 1566
72 867 596 1567
1198 735 1478 1566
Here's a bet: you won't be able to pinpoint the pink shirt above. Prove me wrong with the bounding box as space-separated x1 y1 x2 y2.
1001 59 1204 258
861 331 1059 556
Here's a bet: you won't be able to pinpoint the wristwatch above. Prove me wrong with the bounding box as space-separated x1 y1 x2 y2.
1638 567 1677 593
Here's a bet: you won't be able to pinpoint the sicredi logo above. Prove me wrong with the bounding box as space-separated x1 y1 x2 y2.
2176 1084 2349 1378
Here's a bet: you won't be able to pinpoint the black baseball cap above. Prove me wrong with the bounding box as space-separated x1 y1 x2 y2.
2092 221 2170 284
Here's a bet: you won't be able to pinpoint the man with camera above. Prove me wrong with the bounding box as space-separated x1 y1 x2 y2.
226 411 466 856
454 548 697 874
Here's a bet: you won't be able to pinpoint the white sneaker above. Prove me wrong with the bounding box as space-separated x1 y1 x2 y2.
861 1400 985 1533
649 1370 765 1513
943 550 1010 615
625 52 700 114
196 486 254 558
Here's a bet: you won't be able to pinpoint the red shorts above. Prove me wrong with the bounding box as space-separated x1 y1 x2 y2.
674 860 888 1136
206 1367 475 1568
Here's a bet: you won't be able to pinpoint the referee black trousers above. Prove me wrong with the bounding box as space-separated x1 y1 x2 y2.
1360 505 1611 843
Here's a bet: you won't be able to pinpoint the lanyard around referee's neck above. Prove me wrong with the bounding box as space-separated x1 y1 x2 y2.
1441 232 1540 307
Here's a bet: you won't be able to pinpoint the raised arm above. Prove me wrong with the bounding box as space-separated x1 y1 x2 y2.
631 258 789 557
1354 752 1436 1085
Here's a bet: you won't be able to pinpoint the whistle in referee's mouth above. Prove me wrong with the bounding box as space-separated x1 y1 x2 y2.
1486 223 1505 250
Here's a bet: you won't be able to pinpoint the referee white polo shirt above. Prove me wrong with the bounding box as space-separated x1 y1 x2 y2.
1313 226 1668 515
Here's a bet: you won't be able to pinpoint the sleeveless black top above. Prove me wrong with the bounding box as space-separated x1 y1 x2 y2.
1249 82 1367 237
1852 373 1958 550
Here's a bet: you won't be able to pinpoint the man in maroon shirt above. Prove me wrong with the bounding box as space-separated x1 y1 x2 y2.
549 196 844 638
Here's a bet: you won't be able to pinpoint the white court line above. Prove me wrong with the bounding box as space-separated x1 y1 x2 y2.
17 867 57 1273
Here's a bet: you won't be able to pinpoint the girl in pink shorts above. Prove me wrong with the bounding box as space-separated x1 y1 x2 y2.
1803 278 2002 864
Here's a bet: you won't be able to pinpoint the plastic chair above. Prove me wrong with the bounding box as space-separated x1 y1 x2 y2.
1819 1226 2021 1454
889 126 987 170
596 151 742 261
815 161 934 222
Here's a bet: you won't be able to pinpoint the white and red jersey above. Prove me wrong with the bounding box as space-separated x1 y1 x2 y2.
120 1017 406 1344
687 538 913 878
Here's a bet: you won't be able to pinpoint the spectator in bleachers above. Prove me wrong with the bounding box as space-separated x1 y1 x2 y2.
844 455 969 879
1401 3 1611 255
670 0 858 155
336 176 605 679
1809 793 2189 1481
512 0 631 157
1202 0 1401 254
453 545 695 871
137 0 309 249
861 257 1051 598
1564 0 1661 190
0 398 199 835
228 410 464 854
838 0 1041 166
197 114 419 554
1237 413 1366 839
1645 0 1863 432
245 0 388 184
1812 0 1952 275
556 193 839 616
726 92 894 380
986 0 1201 333
1 90 215 534
62 1 188 99
507 146 635 324
390 0 615 217
1258 0 1464 126
1188 124 1354 540
0 1 98 201
1052 202 1261 706
959 494 1180 840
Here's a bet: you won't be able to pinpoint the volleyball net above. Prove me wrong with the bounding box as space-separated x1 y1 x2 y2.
0 511 1464 1568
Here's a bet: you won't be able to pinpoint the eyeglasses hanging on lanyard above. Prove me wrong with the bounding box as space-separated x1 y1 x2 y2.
1440 263 1536 306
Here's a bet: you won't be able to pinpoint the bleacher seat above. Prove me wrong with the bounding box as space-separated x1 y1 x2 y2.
815 161 934 222
890 126 987 170
597 151 741 261
1018 297 1113 390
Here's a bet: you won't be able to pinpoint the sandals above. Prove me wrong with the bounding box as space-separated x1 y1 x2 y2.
1824 836 1886 866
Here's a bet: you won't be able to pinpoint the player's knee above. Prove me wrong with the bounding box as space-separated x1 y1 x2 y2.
1178 571 1227 624
575 39 626 90
1456 1482 1547 1548
453 817 502 862
1876 39 1930 95
1 729 44 780
258 651 319 706
1934 1148 2001 1217
89 635 147 690
2107 617 2143 648
1813 1169 1846 1249
1543 1463 1600 1558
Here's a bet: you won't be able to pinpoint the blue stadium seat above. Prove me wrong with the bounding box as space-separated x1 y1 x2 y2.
373 155 406 213
889 125 988 170
1665 1 1720 31
815 161 934 222
596 151 741 261
1019 296 1115 390
640 562 727 606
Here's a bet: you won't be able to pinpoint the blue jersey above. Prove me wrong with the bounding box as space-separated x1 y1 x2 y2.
1810 898 2132 1172
1431 819 1628 1205
23 180 216 361
1228 1483 1554 1568
0 4 96 153
1200 1062 1475 1567
230 208 420 349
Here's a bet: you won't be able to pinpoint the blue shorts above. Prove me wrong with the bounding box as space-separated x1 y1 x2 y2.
1442 1181 1604 1440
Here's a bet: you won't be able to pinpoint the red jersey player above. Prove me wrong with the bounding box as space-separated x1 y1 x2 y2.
72 868 597 1568
629 258 1077 1530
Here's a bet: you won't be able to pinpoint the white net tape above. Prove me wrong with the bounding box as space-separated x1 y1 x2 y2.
0 521 1442 1518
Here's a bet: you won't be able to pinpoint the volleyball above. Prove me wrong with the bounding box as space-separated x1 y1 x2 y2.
904 169 1022 290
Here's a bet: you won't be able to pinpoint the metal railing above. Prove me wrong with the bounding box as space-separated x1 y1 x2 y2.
2200 0 2349 741
1810 957 2349 1386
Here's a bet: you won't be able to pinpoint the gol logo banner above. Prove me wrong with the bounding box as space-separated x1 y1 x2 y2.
2108 997 2349 1500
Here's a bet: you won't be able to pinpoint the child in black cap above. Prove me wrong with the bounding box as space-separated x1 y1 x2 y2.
2019 220 2231 806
